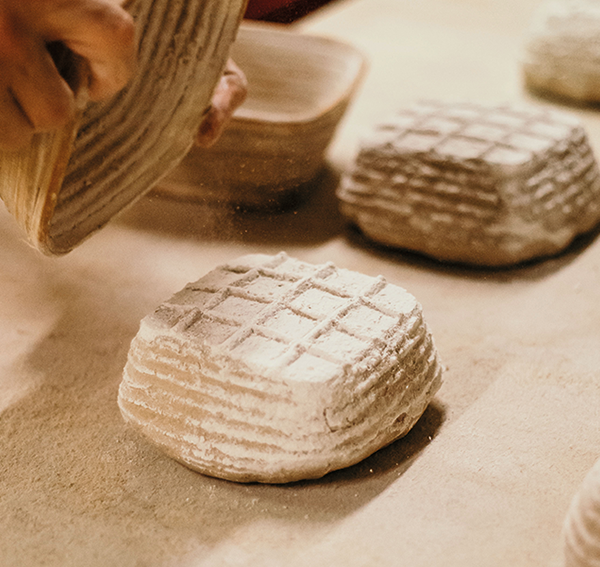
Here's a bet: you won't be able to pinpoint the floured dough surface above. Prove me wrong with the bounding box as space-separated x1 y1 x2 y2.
337 100 600 266
563 457 600 567
523 0 600 102
118 252 443 483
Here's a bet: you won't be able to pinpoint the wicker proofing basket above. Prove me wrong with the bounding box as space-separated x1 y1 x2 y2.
0 0 247 255
155 22 367 209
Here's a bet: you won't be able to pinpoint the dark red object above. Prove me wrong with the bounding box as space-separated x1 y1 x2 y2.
244 0 334 23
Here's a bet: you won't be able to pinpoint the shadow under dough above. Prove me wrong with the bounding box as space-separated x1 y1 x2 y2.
115 166 346 247
343 219 600 284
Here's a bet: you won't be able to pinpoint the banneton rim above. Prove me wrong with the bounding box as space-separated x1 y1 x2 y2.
337 100 600 266
0 0 246 255
118 252 443 483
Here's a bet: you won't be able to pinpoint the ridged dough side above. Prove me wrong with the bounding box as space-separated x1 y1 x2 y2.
563 457 600 567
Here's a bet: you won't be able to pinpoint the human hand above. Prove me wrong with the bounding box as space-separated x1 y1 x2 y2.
0 0 136 150
195 58 248 148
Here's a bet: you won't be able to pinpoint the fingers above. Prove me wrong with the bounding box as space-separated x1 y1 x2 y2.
0 10 75 149
4 0 136 102
0 87 34 150
0 0 136 149
196 59 248 148
34 0 137 101
6 43 75 128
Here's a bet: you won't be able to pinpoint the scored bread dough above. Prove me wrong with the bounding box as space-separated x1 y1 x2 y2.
336 100 600 266
523 0 600 102
118 252 443 484
563 456 600 567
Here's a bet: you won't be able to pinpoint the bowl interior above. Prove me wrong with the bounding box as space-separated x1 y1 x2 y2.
231 23 366 123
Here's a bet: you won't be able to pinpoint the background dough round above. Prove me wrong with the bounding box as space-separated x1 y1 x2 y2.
337 100 600 267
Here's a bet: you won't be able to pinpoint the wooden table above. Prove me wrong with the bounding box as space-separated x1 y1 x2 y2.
1 1 598 565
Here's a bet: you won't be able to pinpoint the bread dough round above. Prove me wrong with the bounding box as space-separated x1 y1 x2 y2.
523 0 600 103
337 100 600 266
118 252 443 483
563 457 600 567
